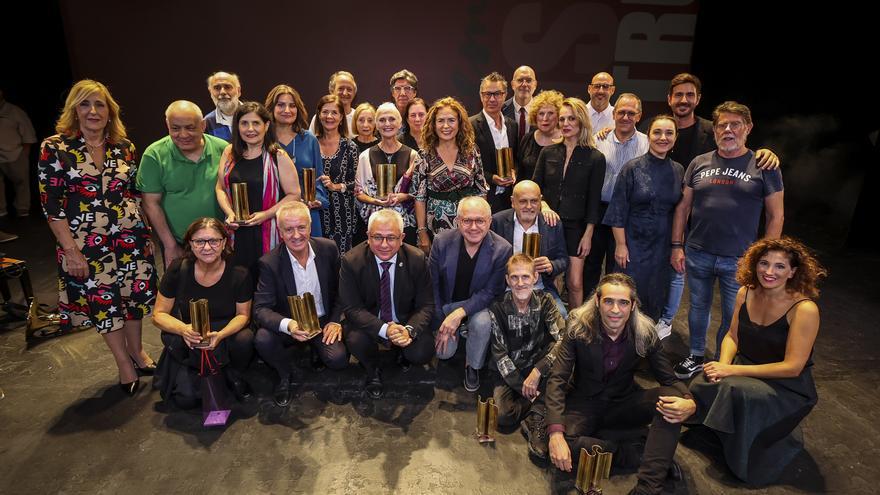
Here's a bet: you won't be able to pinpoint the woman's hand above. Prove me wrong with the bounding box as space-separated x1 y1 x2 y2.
576 235 592 259
541 208 560 227
418 230 431 255
614 243 629 269
242 210 272 227
319 175 343 192
62 246 89 279
307 200 323 209
702 361 735 382
225 213 240 230
205 330 226 350
180 324 202 348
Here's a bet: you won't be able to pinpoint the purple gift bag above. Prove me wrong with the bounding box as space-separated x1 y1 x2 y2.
200 349 231 427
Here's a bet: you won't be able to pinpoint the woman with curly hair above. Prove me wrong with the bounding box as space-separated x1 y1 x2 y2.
688 236 826 485
411 97 488 253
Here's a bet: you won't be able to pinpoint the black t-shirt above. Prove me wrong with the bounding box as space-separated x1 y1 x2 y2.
452 243 477 303
159 258 253 330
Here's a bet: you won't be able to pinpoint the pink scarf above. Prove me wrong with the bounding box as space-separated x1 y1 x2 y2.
222 150 281 254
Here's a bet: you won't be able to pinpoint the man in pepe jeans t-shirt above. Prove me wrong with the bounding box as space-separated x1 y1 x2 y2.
669 101 784 378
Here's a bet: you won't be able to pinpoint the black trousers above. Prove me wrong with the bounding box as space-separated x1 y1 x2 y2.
562 386 684 495
490 370 546 426
583 202 614 297
254 327 349 379
160 328 254 372
344 324 434 375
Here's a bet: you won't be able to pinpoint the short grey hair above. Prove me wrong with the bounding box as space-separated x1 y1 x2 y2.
457 196 491 218
275 201 312 225
375 102 401 122
164 100 203 121
614 93 642 113
368 209 404 232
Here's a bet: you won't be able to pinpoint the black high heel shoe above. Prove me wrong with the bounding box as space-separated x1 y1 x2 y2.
119 379 140 396
130 356 157 376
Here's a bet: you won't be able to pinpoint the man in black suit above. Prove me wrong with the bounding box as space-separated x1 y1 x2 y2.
491 180 569 315
501 65 537 140
545 273 695 495
254 202 349 407
340 209 435 399
470 71 519 213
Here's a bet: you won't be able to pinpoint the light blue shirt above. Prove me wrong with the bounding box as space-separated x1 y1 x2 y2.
594 130 648 202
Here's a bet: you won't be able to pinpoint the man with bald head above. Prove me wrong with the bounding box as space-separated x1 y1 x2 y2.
430 196 512 391
204 71 242 141
137 100 228 267
502 66 537 141
586 72 616 133
491 180 568 314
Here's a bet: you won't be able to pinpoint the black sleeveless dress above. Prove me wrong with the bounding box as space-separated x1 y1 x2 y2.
689 290 818 485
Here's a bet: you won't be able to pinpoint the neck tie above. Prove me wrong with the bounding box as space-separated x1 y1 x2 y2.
379 261 393 323
518 107 526 141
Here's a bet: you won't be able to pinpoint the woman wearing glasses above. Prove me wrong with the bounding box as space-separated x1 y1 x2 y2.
316 94 359 254
152 217 254 408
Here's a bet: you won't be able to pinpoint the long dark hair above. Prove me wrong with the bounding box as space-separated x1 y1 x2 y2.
231 101 279 161
264 84 309 134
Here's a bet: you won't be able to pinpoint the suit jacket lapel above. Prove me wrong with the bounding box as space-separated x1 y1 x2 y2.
393 248 406 311
445 234 460 301
310 239 332 313
279 246 297 308
470 234 493 293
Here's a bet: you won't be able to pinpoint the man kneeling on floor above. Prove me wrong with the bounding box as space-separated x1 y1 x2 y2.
545 273 695 494
488 253 565 459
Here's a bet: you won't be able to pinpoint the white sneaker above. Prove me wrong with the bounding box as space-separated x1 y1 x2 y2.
655 320 672 340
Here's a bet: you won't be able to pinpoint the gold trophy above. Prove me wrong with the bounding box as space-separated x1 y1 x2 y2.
376 163 397 200
302 168 316 203
522 233 542 259
190 299 211 349
574 445 613 494
231 183 250 222
475 396 499 443
496 147 514 179
287 293 322 339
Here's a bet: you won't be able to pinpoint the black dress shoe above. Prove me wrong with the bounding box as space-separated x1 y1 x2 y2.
667 459 683 481
119 379 140 396
227 372 254 402
131 356 157 376
463 365 480 392
365 369 384 399
397 353 411 373
273 376 293 407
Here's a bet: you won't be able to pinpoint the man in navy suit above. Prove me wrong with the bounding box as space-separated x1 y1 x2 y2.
490 180 569 315
470 72 519 214
430 197 513 392
253 202 349 407
339 209 435 399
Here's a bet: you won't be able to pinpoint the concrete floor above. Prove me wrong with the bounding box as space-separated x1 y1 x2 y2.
1 215 878 494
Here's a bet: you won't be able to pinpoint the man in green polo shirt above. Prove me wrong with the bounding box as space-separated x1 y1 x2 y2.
137 100 227 267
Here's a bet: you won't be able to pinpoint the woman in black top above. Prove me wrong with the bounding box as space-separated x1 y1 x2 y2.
152 218 254 407
400 98 427 152
518 90 563 183
532 97 606 307
352 103 379 155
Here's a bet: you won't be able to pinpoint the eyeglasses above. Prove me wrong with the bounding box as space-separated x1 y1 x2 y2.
369 234 401 244
481 91 505 100
191 238 223 248
459 217 488 227
590 83 613 90
320 110 341 117
714 121 745 132
391 85 416 94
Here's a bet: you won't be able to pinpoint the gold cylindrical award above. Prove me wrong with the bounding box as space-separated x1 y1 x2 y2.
495 147 514 179
522 233 541 259
574 445 613 494
377 163 396 200
231 182 250 222
287 293 321 339
302 168 316 203
475 395 499 443
190 299 211 348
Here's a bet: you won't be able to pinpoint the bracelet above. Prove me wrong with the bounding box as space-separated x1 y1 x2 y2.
670 242 684 247
416 227 428 233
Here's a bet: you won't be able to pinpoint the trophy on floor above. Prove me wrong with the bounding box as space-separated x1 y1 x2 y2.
574 445 613 494
475 395 499 443
302 168 316 203
496 147 514 180
190 298 211 349
287 292 322 339
25 296 61 340
377 163 397 200
231 182 250 222
522 233 542 259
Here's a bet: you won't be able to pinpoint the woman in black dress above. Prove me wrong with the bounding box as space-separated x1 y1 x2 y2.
315 94 359 253
400 97 427 152
152 218 254 408
688 237 825 485
518 90 563 183
352 102 379 155
215 101 300 274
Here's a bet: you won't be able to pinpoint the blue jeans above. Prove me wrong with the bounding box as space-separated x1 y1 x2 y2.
685 247 740 356
435 303 493 369
660 269 685 324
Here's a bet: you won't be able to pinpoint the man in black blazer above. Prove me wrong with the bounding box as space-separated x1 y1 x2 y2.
254 202 349 407
545 273 695 494
470 71 519 214
490 180 569 315
340 209 435 399
501 65 537 140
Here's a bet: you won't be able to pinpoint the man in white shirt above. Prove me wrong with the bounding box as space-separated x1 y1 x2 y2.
471 72 520 213
586 72 616 135
502 66 537 141
253 202 348 407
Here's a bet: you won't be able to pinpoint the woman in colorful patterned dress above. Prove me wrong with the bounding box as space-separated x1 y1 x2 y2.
412 97 488 254
38 79 158 396
315 94 359 254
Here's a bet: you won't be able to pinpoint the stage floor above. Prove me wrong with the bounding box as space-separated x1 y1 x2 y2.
1 216 877 494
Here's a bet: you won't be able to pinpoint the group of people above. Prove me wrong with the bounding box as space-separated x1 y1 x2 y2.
35 67 826 494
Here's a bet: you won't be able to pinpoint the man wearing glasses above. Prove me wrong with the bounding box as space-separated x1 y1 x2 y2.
471 72 519 213
253 202 349 407
502 66 537 138
430 197 513 392
586 72 616 133
390 69 419 117
339 209 435 399
670 101 784 379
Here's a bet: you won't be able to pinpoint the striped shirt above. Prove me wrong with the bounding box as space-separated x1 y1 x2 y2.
594 130 648 202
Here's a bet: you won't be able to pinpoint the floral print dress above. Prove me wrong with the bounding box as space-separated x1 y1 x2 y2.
411 148 488 234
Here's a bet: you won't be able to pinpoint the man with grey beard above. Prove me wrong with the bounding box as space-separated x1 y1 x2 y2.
203 71 242 141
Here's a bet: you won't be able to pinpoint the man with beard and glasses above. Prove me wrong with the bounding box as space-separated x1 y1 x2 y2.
204 71 242 141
